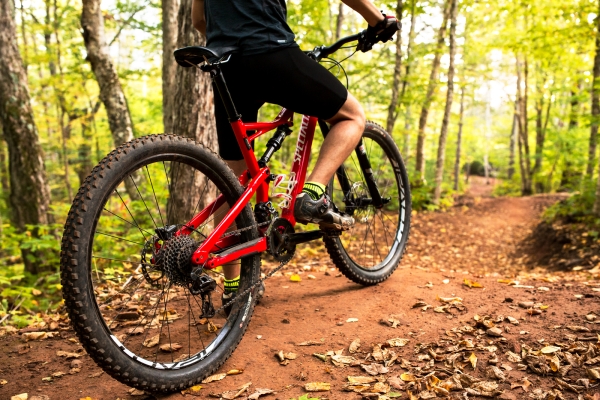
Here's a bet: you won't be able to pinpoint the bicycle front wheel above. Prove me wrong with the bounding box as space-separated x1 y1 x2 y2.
60 135 261 392
324 122 411 285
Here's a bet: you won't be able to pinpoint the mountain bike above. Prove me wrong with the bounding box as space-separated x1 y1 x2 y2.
60 32 411 392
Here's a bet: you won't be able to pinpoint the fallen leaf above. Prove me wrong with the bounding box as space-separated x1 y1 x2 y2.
305 382 330 392
566 325 590 332
290 274 301 282
463 279 483 288
0 379 6 385
181 385 203 396
400 373 417 382
469 352 478 369
202 373 227 383
11 394 28 400
159 343 182 352
511 377 531 392
361 363 389 375
22 332 55 342
437 295 463 303
348 376 376 384
541 345 561 354
346 318 358 323
128 388 146 396
349 338 361 353
220 382 252 400
297 340 323 346
387 338 410 347
143 334 160 348
56 351 81 359
227 369 244 375
248 388 274 399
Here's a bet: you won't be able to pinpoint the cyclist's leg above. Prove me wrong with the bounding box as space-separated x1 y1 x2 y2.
306 93 365 185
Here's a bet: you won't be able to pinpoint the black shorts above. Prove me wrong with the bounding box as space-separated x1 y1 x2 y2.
214 46 348 160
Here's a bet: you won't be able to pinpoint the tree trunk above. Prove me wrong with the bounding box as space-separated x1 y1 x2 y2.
415 0 451 181
81 0 135 146
0 0 52 274
81 0 140 199
385 0 403 135
453 87 465 191
533 83 551 177
168 0 218 224
433 0 458 204
590 5 600 181
399 1 416 161
508 101 518 180
162 0 180 135
516 56 532 195
335 2 344 41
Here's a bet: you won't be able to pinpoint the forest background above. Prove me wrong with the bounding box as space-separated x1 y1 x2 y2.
0 0 599 327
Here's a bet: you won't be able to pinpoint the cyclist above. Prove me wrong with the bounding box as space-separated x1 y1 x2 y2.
191 0 399 303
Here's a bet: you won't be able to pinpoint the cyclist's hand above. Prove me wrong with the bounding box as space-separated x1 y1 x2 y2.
357 14 400 53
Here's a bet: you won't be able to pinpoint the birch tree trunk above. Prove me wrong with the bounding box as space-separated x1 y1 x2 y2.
168 0 218 223
508 101 518 180
433 0 458 204
81 0 134 146
0 0 52 274
414 0 451 181
162 0 180 134
453 87 465 191
385 0 403 135
590 5 600 180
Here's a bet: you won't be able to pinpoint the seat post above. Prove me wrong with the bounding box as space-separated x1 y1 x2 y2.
211 69 241 121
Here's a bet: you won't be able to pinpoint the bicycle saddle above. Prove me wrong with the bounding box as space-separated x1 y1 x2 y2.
174 46 239 67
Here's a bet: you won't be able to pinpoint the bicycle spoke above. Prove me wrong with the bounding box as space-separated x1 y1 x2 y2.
145 165 165 227
130 174 159 229
95 231 144 246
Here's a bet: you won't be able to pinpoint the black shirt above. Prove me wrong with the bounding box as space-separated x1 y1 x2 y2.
204 0 298 55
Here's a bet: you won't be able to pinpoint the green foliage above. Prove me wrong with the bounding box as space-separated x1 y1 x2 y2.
543 190 598 225
411 179 455 211
0 223 63 327
492 179 522 198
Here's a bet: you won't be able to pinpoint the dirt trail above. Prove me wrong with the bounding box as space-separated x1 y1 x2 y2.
2 183 600 400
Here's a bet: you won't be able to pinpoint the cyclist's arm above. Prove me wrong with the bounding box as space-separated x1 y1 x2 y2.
192 0 206 35
342 0 385 27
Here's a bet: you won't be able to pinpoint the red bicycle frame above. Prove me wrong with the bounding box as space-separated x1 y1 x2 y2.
175 104 318 269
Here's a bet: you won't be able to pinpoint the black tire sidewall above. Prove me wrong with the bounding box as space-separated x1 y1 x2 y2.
324 122 412 285
60 135 260 392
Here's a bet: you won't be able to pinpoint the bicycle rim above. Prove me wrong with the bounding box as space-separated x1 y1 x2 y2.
87 154 253 369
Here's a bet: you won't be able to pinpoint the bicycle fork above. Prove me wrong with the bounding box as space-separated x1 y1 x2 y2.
318 120 385 209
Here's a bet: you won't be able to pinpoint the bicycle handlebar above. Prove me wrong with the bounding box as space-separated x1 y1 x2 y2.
307 32 362 61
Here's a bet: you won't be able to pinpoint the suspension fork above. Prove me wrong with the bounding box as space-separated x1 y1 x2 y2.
318 120 384 208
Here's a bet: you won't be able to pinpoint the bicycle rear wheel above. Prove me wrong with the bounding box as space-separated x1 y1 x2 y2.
60 135 260 392
324 122 411 285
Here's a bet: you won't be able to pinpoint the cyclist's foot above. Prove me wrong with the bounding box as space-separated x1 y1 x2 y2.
294 192 354 231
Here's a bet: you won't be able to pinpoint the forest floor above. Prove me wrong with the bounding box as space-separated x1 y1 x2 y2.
2 177 600 400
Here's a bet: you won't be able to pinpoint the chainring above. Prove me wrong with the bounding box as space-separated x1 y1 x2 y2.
266 218 296 263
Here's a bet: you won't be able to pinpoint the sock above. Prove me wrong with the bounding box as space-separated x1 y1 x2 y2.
224 275 240 293
302 181 326 200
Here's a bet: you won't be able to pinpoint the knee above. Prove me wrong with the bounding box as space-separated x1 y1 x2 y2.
327 93 366 134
